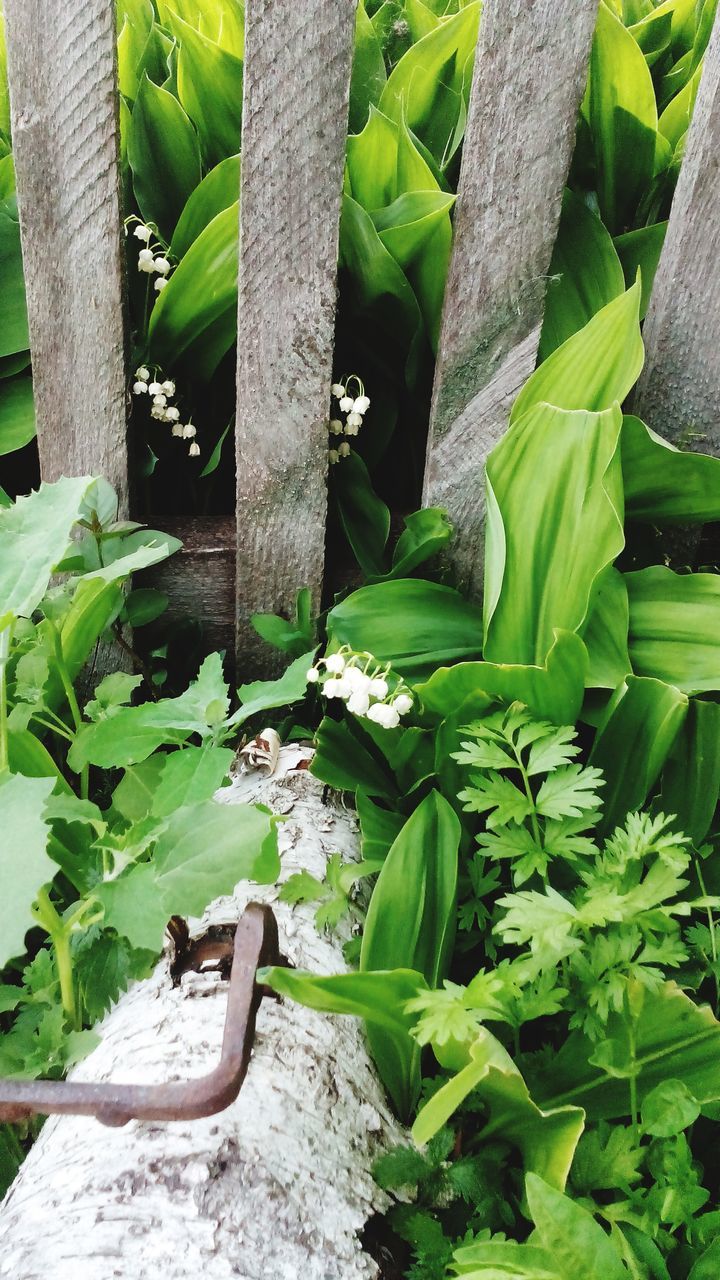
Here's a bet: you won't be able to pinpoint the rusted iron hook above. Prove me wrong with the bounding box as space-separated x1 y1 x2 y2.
0 902 280 1128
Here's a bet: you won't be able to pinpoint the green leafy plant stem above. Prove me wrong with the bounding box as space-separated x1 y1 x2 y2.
511 737 543 852
47 619 89 800
32 888 79 1031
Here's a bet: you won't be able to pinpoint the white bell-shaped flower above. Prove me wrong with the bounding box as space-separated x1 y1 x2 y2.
331 383 345 398
188 442 201 457
154 277 168 292
133 225 152 243
153 257 171 276
135 366 150 382
338 396 354 413
133 381 148 395
352 395 370 415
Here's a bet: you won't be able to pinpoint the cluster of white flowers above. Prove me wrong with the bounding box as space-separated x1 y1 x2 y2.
306 648 413 729
328 376 370 465
132 367 200 458
131 222 173 293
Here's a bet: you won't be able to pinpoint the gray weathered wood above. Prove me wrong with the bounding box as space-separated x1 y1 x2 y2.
235 0 356 673
4 0 128 511
633 10 720 453
423 0 598 597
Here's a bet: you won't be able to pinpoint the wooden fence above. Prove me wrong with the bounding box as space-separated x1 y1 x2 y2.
3 0 720 674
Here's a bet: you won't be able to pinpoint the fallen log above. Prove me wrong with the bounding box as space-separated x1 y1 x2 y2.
0 747 404 1280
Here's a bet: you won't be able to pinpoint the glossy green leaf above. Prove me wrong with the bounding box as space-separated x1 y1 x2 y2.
0 376 35 457
310 716 400 801
334 451 390 577
171 11 243 166
0 775 56 967
539 190 625 362
259 965 427 1118
348 1 386 133
148 201 238 378
589 2 658 232
356 790 405 864
379 4 480 168
327 579 483 681
590 675 688 831
0 477 92 627
372 189 455 348
373 506 452 581
417 631 588 727
660 700 720 845
116 2 155 102
613 223 667 317
525 1175 627 1280
151 745 234 817
581 567 632 690
128 74 201 241
412 1031 585 1191
511 284 643 424
346 107 399 210
153 800 278 916
231 649 315 727
170 153 240 258
659 62 702 147
529 981 720 1121
622 414 720 524
0 198 29 358
625 566 720 693
484 403 625 666
361 790 460 987
339 195 423 359
156 0 244 56
7 730 71 792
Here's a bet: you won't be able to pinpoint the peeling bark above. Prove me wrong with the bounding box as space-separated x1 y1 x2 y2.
0 748 404 1279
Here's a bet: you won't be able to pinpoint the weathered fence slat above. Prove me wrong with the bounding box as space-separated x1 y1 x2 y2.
423 0 598 597
633 9 720 453
4 0 128 513
235 0 356 674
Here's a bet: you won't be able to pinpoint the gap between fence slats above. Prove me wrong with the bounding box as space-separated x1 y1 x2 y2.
422 0 599 598
235 0 357 675
633 9 720 454
4 0 128 513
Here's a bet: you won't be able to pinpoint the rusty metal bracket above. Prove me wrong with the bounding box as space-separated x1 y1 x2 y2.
0 902 280 1128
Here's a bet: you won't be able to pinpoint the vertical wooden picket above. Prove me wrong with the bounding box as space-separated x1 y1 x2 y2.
422 0 598 597
634 10 720 453
235 0 356 674
3 0 129 513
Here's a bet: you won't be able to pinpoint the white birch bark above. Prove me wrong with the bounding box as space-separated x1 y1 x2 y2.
0 747 405 1279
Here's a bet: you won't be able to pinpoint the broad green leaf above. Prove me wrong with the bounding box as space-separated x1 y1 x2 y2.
658 62 702 147
348 1 387 133
156 0 244 57
171 12 243 166
116 5 154 102
149 201 238 379
259 966 426 1118
69 653 229 769
327 579 483 681
170 154 240 259
538 190 625 362
451 1239 560 1279
0 775 56 967
151 745 234 817
0 376 35 457
153 800 278 916
334 451 390 578
641 1078 700 1136
590 675 688 831
525 1174 627 1280
356 790 405 864
511 284 643 424
661 699 720 844
581 567 632 690
339 195 423 361
58 579 125 687
589 2 658 232
484 403 625 666
372 189 455 348
7 730 72 791
529 981 720 1121
379 4 480 168
628 6 673 65
622 414 720 523
412 1031 585 1192
626 566 720 693
311 716 400 801
346 107 399 211
0 198 29 358
231 649 316 727
97 863 169 952
614 223 667 317
362 790 460 986
417 631 589 728
0 476 92 626
405 0 440 41
128 74 202 242
373 506 451 581
690 1240 720 1280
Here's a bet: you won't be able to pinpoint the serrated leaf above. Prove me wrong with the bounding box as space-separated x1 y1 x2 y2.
96 863 170 953
459 773 532 828
535 765 605 821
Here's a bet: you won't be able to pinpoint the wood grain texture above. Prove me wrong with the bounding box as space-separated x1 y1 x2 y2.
633 11 720 453
141 516 236 661
235 0 356 673
4 0 128 511
423 0 598 596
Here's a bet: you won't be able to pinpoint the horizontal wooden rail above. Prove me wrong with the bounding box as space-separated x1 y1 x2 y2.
423 0 599 597
4 0 129 514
